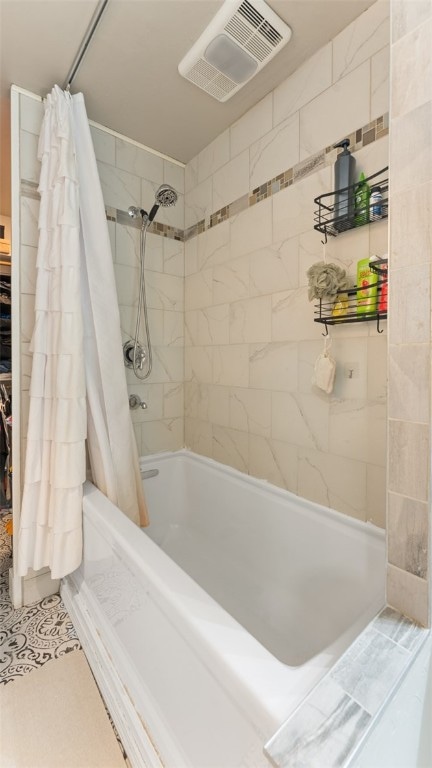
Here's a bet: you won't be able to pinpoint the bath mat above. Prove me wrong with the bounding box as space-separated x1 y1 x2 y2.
0 650 126 768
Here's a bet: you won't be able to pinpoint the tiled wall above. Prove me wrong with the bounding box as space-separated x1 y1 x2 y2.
184 0 390 527
90 127 185 456
387 0 432 626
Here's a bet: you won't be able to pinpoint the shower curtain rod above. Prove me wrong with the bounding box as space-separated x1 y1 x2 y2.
63 0 110 90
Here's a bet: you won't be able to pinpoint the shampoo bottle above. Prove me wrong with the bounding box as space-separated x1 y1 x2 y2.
354 172 371 226
357 257 378 314
333 139 355 229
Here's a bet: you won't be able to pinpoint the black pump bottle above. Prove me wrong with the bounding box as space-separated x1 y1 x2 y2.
333 139 355 229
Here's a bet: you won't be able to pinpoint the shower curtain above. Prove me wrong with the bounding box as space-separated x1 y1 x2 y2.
18 85 148 580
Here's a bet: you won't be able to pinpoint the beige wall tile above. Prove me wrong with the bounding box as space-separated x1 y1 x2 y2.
387 564 429 626
249 112 299 190
20 245 37 295
388 343 430 423
273 43 332 126
163 383 184 418
213 256 250 305
164 311 184 347
388 420 429 501
151 346 184 383
198 130 230 184
388 493 429 578
272 287 317 342
389 263 431 344
391 0 432 42
185 346 213 384
366 463 386 527
391 18 432 118
20 130 40 183
185 269 213 310
230 94 273 158
332 0 389 82
185 237 198 276
184 417 212 457
390 181 432 270
144 271 184 312
163 239 184 277
230 197 273 258
212 425 249 473
20 294 35 344
249 435 298 491
140 417 184 455
272 391 330 451
390 102 432 194
371 45 390 120
197 221 230 270
197 305 230 346
229 296 272 344
213 345 249 387
298 447 367 520
20 197 39 247
329 399 369 462
249 341 297 391
250 237 299 296
208 385 230 428
212 150 249 212
229 387 271 437
367 336 388 401
299 63 370 160
184 310 198 346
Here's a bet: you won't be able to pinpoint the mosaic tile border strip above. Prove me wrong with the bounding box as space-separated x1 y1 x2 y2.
264 606 428 768
185 112 389 241
20 111 389 246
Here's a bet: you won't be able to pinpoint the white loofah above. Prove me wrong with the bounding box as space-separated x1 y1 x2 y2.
312 351 336 394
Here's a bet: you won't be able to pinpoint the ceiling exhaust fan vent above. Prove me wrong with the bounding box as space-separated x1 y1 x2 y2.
178 0 292 102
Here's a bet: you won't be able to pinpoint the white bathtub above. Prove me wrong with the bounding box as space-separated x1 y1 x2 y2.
62 449 385 768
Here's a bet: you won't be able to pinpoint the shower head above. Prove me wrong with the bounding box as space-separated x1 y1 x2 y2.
148 184 178 222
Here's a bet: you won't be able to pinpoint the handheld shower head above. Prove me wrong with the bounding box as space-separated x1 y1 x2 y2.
148 184 178 222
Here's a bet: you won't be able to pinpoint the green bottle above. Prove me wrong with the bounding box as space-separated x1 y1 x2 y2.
354 172 370 226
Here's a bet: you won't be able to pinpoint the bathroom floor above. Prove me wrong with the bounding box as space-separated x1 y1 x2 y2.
0 514 128 766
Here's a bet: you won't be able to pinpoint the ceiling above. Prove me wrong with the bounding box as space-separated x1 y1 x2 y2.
0 0 376 216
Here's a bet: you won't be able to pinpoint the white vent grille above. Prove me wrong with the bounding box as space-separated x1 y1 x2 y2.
178 0 291 102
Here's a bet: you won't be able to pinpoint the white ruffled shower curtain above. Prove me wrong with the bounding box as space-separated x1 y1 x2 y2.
18 85 148 580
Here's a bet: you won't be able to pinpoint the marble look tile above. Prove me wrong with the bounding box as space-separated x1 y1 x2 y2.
332 1 389 82
20 95 44 135
367 336 387 401
297 339 327 395
391 0 432 42
142 272 184 312
300 63 370 160
163 239 184 277
389 264 431 344
151 347 184 383
329 400 386 466
249 435 298 492
366 464 386 528
390 181 432 270
250 238 300 296
185 346 213 384
208 385 230 428
272 391 329 451
184 310 198 346
185 154 198 194
140 230 164 273
213 345 249 387
272 287 318 342
388 493 429 579
97 161 140 210
116 138 163 184
298 448 367 521
197 305 229 345
371 45 390 121
231 94 273 158
229 387 271 437
185 177 212 229
20 197 39 247
230 197 273 258
185 237 198 276
184 417 212 457
249 112 299 191
391 18 432 119
273 169 331 241
21 342 32 392
390 102 432 194
197 221 230 270
198 130 230 183
20 130 40 184
387 564 429 627
163 310 183 347
140 417 183 455
20 293 35 343
249 342 297 392
212 425 249 473
229 296 272 344
20 245 37 294
212 151 249 212
115 223 140 268
163 382 184 418
388 420 429 501
331 626 409 716
184 381 209 421
163 160 185 195
273 44 332 126
372 606 426 652
90 126 115 165
213 257 250 305
185 269 213 310
265 677 371 768
388 343 430 423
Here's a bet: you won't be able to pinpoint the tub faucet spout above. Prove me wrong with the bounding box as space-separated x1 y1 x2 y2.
129 394 147 410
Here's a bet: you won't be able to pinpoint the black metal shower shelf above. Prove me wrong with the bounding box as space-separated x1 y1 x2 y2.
314 167 389 238
314 257 388 335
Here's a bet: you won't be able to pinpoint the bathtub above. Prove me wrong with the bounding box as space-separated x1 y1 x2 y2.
62 449 385 768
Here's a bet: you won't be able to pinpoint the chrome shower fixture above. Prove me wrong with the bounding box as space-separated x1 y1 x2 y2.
128 205 145 219
148 184 178 223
